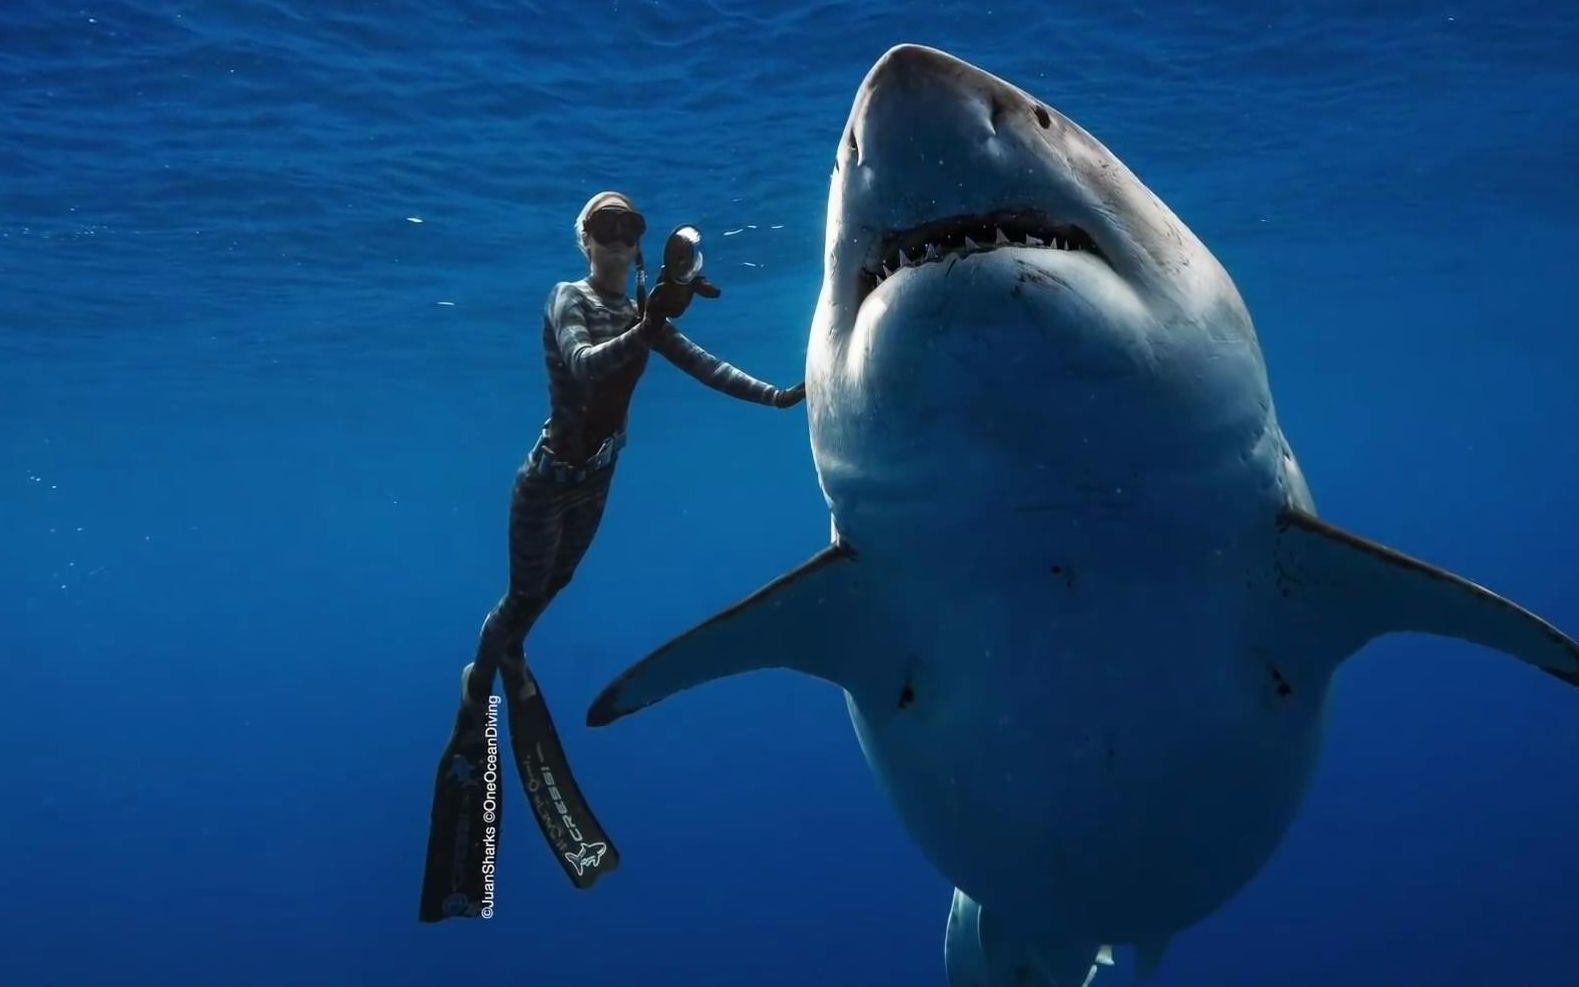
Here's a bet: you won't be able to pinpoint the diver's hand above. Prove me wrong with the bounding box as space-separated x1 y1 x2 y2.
646 275 721 324
774 382 806 408
644 280 695 323
641 276 724 340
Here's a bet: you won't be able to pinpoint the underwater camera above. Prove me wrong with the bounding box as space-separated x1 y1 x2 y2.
653 224 719 300
635 224 718 321
661 224 704 284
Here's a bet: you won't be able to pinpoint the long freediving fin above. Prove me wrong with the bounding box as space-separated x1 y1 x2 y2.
587 541 887 727
418 663 499 922
1274 508 1579 684
499 657 618 889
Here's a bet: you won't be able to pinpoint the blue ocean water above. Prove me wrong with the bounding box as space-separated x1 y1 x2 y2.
4 1 1578 984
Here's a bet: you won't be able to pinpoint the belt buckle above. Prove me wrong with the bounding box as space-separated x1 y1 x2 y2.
588 434 617 473
534 431 621 485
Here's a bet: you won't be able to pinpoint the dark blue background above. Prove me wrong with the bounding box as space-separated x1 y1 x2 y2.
4 2 1577 984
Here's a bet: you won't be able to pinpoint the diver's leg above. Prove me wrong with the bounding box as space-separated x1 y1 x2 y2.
542 462 616 603
420 465 570 921
490 461 617 686
498 464 621 889
469 467 573 698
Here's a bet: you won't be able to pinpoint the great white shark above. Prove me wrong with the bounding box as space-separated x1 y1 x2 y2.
588 43 1579 986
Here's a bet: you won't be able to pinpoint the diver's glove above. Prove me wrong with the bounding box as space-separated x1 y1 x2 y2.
773 382 807 408
639 276 722 339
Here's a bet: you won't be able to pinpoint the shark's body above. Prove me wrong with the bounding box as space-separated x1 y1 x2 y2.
589 45 1579 986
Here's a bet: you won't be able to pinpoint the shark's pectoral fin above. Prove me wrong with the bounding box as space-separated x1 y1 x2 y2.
587 542 885 727
1275 508 1579 685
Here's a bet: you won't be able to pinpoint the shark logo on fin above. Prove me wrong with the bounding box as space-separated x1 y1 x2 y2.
563 841 608 878
446 753 477 788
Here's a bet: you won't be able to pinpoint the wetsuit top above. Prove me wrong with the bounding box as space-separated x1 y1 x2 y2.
541 279 787 462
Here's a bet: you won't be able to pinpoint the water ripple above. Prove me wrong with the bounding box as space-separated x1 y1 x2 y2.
1 0 1575 383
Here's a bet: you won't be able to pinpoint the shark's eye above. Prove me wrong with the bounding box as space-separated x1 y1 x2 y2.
847 127 860 160
1034 105 1051 129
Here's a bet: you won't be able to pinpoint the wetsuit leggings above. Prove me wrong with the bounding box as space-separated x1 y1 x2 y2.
419 456 619 918
468 459 616 695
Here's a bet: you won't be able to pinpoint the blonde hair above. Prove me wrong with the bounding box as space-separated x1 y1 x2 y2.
574 190 638 257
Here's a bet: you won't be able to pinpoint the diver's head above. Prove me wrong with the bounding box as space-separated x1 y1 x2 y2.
576 191 645 281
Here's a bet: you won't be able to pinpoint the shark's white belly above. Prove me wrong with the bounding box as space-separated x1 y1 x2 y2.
801 216 1323 936
843 546 1328 940
812 347 1323 940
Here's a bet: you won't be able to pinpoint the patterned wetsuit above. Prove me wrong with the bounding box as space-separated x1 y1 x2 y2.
471 278 793 678
420 275 797 916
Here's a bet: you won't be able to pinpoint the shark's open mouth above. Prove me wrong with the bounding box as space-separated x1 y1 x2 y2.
857 210 1103 304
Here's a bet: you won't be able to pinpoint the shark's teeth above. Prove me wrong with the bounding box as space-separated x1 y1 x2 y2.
863 212 1102 299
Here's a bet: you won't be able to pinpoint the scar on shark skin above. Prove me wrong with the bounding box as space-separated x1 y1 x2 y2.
1015 262 1071 291
1269 667 1294 698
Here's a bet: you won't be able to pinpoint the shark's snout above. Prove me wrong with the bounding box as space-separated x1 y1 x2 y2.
849 46 985 161
828 43 1245 340
846 44 1052 171
833 45 1115 313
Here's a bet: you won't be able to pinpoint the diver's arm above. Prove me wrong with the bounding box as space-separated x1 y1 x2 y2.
549 284 651 382
651 324 800 406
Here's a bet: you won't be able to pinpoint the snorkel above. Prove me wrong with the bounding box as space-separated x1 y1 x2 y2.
634 244 648 315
